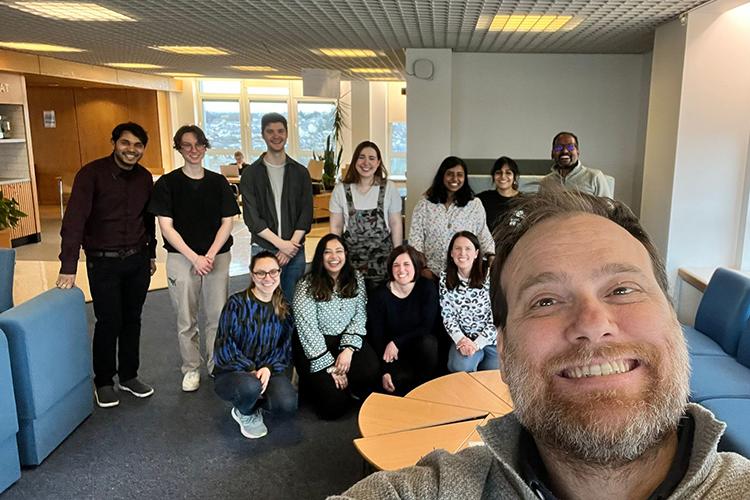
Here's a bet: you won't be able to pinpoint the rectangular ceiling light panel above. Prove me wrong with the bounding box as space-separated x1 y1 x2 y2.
230 66 278 72
487 14 573 32
108 63 163 69
153 46 229 55
315 48 379 57
6 2 135 21
350 68 393 74
0 41 84 52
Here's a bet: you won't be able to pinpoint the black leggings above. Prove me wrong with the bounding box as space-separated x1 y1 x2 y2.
378 334 439 396
294 334 379 420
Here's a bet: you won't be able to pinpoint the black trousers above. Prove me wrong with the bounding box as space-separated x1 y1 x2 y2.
378 334 439 396
86 251 151 388
293 334 379 420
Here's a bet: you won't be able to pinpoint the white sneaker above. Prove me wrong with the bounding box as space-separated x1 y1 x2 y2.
182 371 200 392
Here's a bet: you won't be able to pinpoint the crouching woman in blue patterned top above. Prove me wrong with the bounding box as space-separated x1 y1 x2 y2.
293 233 379 420
213 251 297 439
439 231 499 373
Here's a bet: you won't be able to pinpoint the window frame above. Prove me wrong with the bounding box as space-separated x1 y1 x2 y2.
196 79 337 169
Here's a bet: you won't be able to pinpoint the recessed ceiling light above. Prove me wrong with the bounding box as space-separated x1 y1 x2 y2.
229 66 278 72
313 48 380 58
152 46 229 55
366 77 402 81
265 75 301 80
5 2 135 21
483 14 574 32
158 72 203 78
107 63 163 69
0 41 84 52
350 68 393 74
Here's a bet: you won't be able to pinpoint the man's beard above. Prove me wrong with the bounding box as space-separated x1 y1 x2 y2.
503 324 690 467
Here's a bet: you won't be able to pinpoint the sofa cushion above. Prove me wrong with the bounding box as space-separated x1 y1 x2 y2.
700 398 750 458
0 249 14 314
0 330 18 438
0 288 90 419
683 324 729 357
694 268 750 356
690 355 750 402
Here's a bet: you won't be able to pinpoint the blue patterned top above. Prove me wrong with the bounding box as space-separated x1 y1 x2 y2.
213 290 292 374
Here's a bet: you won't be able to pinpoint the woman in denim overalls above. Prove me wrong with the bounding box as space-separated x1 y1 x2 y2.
329 141 403 291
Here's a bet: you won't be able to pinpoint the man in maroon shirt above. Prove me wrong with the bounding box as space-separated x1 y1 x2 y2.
56 122 157 408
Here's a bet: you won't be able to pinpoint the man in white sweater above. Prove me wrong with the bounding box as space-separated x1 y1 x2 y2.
334 191 750 499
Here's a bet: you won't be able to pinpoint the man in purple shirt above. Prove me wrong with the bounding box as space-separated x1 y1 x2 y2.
56 122 157 408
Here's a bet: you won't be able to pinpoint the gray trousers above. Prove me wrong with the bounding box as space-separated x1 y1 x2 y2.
166 251 231 374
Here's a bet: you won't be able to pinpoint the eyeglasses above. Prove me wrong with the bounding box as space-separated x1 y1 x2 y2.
252 269 281 279
552 144 577 153
180 142 207 151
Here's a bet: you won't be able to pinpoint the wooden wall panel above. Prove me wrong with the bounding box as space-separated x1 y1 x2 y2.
27 86 163 205
74 88 129 164
26 87 82 205
127 89 163 174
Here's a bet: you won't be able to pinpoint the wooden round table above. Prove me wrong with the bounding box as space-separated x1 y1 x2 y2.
354 370 513 471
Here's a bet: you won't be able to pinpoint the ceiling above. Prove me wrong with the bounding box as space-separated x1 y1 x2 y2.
0 0 711 81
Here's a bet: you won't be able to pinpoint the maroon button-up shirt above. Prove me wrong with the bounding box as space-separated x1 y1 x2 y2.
59 154 156 274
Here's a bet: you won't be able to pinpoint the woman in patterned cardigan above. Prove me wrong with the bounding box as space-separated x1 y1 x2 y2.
213 251 297 439
439 231 498 373
293 233 379 420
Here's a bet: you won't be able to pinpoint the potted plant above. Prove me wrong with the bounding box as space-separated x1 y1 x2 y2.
318 97 348 191
0 190 27 248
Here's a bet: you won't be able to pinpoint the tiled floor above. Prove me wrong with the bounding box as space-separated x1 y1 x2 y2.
12 205 329 305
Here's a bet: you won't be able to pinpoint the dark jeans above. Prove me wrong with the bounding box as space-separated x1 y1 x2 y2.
214 371 297 417
293 334 379 420
379 334 439 396
86 251 151 388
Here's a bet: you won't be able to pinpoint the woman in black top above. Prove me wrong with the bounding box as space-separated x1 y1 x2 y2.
477 156 521 233
367 245 440 396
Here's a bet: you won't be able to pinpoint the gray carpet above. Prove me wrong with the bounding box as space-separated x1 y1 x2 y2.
3 276 365 499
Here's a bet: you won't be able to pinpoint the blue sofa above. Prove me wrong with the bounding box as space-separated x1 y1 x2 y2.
0 248 14 313
0 288 93 465
685 268 750 458
0 328 21 493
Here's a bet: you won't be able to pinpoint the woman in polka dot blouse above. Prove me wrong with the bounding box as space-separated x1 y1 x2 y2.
292 234 379 419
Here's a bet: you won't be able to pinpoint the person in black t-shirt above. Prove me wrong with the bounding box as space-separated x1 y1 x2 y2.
149 125 240 392
477 156 521 233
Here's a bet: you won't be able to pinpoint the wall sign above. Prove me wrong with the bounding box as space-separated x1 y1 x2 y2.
43 110 56 128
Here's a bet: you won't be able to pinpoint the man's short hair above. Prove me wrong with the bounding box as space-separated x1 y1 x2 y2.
261 112 288 133
172 124 211 151
111 122 148 146
552 131 579 149
490 190 668 329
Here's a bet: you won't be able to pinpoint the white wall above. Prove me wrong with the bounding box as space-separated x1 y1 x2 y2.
640 19 687 260
449 53 651 210
642 0 750 287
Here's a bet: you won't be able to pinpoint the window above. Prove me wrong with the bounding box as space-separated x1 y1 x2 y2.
196 79 339 170
389 121 407 177
201 100 241 172
202 100 241 149
249 101 288 159
297 101 336 166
